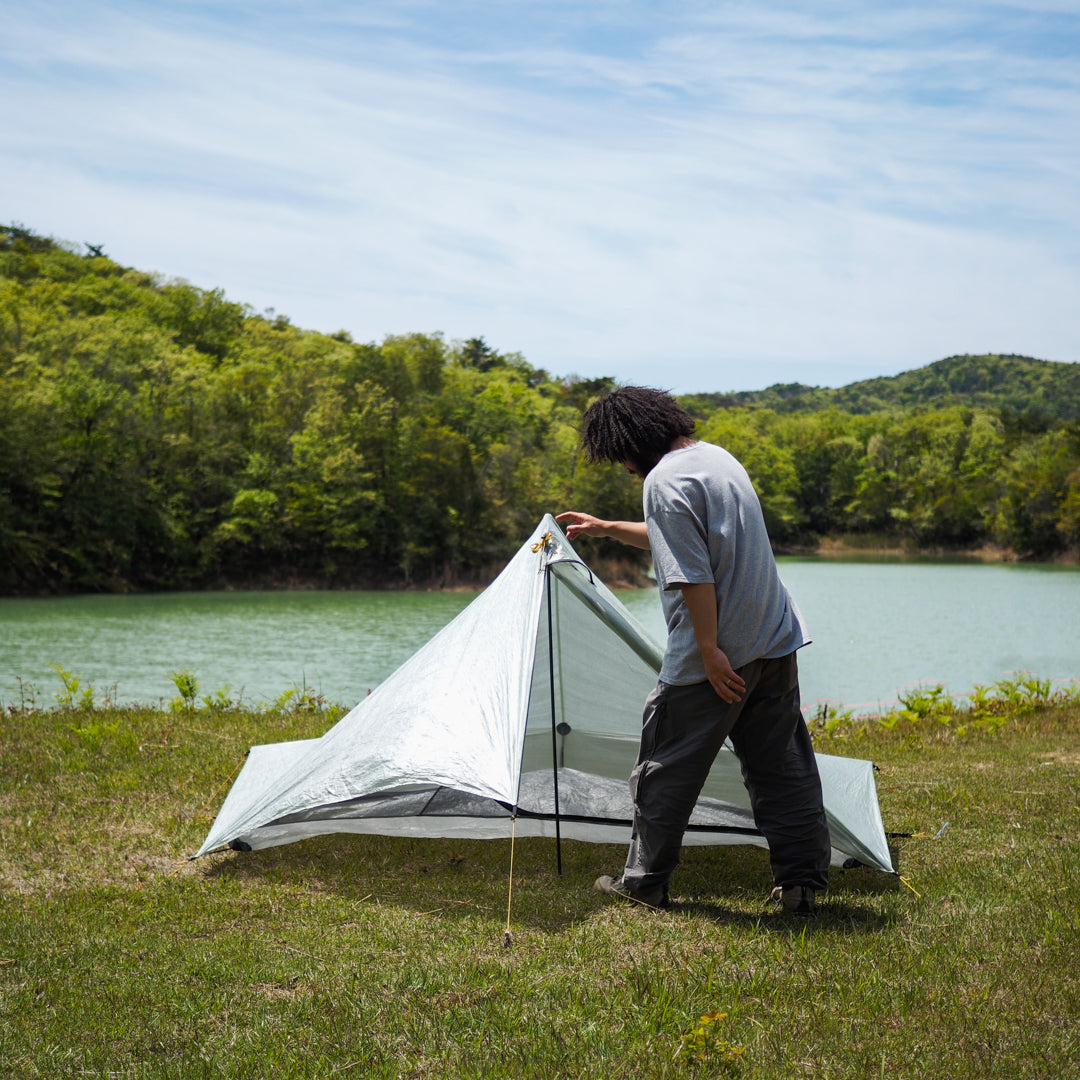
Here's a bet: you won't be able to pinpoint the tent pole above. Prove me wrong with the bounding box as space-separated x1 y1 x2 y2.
546 563 563 875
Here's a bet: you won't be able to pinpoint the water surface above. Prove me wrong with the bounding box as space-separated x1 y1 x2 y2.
2 559 1077 713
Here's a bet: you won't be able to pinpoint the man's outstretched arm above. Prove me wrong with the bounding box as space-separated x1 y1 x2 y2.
556 512 651 550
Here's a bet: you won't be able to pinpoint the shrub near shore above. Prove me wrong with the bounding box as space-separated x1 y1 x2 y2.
1 675 1078 1078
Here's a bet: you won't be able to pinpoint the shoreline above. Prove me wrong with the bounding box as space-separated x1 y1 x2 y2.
3 539 1077 599
774 536 1080 566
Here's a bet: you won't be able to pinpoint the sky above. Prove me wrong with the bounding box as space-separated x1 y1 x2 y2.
2 1 1078 393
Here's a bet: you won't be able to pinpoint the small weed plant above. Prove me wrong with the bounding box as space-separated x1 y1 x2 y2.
168 668 200 713
674 1011 746 1071
272 684 330 712
49 662 95 711
201 685 238 712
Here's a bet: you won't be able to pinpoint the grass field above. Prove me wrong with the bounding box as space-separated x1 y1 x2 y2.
1 687 1078 1078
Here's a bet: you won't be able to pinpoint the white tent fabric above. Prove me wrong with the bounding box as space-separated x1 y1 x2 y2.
197 515 894 875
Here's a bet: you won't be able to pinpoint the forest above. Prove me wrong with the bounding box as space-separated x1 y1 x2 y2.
2 223 1079 594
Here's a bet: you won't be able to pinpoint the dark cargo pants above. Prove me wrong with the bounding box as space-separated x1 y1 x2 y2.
621 651 831 895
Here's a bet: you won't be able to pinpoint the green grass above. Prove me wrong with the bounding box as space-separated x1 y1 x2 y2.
1 694 1078 1079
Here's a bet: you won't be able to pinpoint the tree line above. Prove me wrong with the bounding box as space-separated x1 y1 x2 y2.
691 403 1080 553
2 224 1078 594
683 352 1080 419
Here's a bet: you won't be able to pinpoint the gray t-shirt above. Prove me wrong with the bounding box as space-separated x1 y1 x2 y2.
643 441 809 684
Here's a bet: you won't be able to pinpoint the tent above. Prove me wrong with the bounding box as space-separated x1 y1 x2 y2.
196 516 894 876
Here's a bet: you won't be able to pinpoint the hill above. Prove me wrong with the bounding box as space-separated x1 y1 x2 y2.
681 354 1080 420
0 223 645 592
3 221 1079 591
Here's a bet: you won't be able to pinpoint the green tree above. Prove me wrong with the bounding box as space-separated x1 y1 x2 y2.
993 429 1078 555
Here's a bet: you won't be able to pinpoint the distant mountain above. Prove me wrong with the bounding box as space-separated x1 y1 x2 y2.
681 354 1080 420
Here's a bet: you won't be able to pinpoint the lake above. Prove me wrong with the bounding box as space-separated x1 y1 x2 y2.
1 559 1078 714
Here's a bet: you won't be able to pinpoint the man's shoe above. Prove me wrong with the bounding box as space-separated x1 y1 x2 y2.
770 884 817 916
594 874 670 909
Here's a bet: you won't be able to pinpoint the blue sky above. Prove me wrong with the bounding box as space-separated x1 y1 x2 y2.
3 1 1078 392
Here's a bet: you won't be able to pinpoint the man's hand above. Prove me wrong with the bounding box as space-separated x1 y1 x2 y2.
556 513 651 550
555 511 608 540
701 643 746 704
679 582 746 703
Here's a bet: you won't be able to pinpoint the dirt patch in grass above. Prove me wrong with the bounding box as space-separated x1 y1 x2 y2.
1034 750 1080 766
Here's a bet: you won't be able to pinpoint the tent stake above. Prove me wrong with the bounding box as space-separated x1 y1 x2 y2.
545 563 563 875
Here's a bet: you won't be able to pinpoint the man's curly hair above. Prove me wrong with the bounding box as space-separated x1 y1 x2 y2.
580 386 696 476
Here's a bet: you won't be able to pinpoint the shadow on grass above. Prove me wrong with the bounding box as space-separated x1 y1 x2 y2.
671 898 899 935
666 844 903 935
198 833 905 936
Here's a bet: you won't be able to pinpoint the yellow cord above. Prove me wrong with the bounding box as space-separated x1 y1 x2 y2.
899 875 921 898
503 816 517 947
530 532 553 553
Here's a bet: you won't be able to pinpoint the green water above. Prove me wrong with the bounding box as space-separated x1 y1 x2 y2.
1 560 1078 712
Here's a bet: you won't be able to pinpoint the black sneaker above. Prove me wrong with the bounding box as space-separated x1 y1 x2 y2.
594 874 670 909
770 884 817 916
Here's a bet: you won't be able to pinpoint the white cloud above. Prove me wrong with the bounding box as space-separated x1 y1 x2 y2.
2 0 1077 391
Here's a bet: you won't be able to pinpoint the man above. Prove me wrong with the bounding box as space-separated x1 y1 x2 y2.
557 386 830 915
